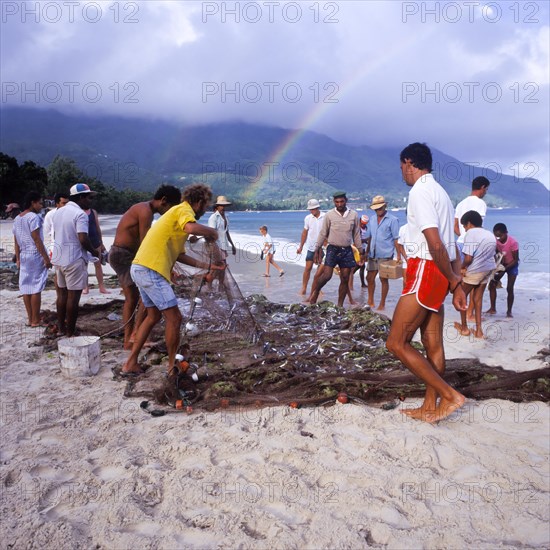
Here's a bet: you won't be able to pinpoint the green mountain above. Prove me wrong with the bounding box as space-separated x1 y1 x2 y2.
1 107 547 208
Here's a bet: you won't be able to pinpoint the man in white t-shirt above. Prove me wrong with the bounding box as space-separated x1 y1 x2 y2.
386 143 466 424
51 183 99 336
454 176 490 244
296 198 325 295
43 192 69 255
453 210 496 339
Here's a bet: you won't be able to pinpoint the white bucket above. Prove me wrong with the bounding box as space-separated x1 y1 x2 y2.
58 336 101 377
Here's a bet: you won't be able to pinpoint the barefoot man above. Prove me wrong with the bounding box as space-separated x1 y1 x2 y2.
121 184 224 376
109 185 182 349
386 143 467 423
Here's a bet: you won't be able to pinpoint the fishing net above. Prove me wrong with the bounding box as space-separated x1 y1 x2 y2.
171 238 263 345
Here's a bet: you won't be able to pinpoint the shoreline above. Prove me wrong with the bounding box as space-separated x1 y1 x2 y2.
1 219 549 547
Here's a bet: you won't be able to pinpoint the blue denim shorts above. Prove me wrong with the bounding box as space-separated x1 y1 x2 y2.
130 264 178 311
324 245 357 268
306 249 325 262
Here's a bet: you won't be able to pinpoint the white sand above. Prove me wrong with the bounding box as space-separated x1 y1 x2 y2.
1 219 549 548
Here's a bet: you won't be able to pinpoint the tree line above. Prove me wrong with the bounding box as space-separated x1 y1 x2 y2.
0 153 150 214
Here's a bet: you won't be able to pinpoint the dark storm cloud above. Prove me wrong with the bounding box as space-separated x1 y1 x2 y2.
1 1 548 184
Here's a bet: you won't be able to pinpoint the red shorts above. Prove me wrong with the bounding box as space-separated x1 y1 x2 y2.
402 257 449 312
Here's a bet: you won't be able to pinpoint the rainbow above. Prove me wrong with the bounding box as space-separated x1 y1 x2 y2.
242 30 429 199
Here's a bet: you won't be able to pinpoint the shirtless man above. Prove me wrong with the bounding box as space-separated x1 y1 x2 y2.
109 185 181 349
386 143 467 423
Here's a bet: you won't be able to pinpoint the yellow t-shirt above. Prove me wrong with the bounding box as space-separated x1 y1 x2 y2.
133 201 196 281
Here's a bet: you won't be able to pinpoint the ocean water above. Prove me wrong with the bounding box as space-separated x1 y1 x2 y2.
226 207 550 275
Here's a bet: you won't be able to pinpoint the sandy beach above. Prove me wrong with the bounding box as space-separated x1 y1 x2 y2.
1 219 549 548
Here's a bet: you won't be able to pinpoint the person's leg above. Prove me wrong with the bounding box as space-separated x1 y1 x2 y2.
506 273 517 317
486 276 501 314
454 284 474 336
378 276 389 311
65 289 83 336
338 267 353 307
122 285 140 350
129 300 148 344
56 287 68 334
366 269 377 307
22 294 32 325
123 306 161 373
94 262 110 294
270 255 284 275
162 306 183 373
359 264 367 288
301 261 313 295
466 294 475 321
308 267 334 304
29 293 42 326
473 284 487 338
264 254 271 276
386 294 465 422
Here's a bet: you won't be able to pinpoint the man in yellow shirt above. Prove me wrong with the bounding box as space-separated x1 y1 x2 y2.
122 184 224 376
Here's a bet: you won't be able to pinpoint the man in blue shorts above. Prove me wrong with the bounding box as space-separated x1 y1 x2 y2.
307 191 362 307
121 184 225 376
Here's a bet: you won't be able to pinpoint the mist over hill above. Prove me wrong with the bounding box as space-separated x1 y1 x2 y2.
1 107 547 208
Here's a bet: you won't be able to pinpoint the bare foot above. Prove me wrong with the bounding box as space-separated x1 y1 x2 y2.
82 288 89 295
400 405 436 420
367 302 375 308
485 308 496 315
453 321 471 336
506 312 513 318
376 305 385 312
466 314 475 322
99 288 111 294
473 329 486 339
425 394 466 423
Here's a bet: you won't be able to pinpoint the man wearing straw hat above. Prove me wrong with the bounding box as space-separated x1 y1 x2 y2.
296 198 325 296
366 194 400 311
208 195 237 259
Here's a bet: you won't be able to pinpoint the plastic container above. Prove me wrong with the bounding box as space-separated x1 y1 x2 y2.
58 336 101 377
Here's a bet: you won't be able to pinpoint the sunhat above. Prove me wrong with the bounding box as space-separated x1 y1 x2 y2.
307 199 321 210
370 195 387 210
214 195 232 206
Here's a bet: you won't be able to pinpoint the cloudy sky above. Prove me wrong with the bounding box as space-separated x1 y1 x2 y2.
2 0 549 186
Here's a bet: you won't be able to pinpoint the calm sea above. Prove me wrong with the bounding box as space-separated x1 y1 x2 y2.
225 207 550 274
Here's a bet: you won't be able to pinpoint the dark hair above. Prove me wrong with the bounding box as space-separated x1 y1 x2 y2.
182 184 212 206
493 223 507 233
460 210 483 228
54 192 69 205
472 176 490 190
399 142 433 171
23 191 42 210
260 225 268 231
154 185 181 205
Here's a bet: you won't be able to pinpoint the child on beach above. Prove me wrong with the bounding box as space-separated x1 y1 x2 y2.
453 211 496 339
259 226 284 277
486 223 519 318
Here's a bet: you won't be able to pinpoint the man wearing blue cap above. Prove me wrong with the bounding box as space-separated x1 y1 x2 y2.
51 183 99 336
